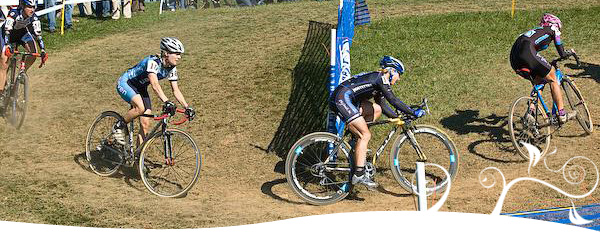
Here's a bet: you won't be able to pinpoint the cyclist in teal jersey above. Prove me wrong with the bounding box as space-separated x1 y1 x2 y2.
113 37 195 145
509 13 575 123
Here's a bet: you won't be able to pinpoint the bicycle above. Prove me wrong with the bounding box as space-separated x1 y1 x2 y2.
508 51 593 160
1 50 41 129
85 107 202 198
285 99 459 205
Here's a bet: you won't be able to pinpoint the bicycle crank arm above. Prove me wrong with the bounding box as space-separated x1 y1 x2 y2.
324 167 352 172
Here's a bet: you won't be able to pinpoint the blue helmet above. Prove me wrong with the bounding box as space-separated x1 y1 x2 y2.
379 56 405 74
21 0 35 7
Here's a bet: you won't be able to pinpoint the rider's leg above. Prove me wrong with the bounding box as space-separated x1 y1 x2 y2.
347 117 370 170
112 94 145 145
137 109 153 146
544 67 572 123
22 41 37 72
545 67 564 112
0 49 8 93
360 100 381 122
123 95 146 123
347 117 377 188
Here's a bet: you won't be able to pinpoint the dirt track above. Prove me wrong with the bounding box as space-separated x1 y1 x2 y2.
1 1 600 228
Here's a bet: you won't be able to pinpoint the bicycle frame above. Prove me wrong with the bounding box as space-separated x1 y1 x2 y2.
340 117 428 167
123 109 188 163
528 64 569 128
5 53 29 95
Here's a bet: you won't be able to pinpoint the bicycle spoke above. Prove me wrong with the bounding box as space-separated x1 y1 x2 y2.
139 129 200 198
285 133 351 205
391 125 459 195
86 112 127 177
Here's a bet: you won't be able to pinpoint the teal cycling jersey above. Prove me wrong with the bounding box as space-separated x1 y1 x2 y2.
121 55 178 87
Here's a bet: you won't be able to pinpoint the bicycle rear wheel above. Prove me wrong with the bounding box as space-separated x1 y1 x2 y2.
139 128 201 198
8 72 28 129
508 96 551 160
390 125 459 195
285 132 352 205
2 59 16 120
85 111 129 176
562 78 593 134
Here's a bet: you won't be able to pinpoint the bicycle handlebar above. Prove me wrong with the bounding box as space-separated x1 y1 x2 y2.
12 50 41 57
551 49 580 68
153 108 189 125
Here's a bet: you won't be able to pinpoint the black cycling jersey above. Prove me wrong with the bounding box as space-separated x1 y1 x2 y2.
2 8 45 52
330 70 414 123
510 26 567 78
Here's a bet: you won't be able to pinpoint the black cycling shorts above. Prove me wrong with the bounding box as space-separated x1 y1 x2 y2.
329 86 361 123
510 39 551 78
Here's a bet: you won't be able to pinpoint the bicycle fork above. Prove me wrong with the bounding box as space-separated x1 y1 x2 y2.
406 129 428 162
163 131 175 166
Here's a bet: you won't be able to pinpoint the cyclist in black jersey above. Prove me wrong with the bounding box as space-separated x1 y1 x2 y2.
0 1 48 104
330 56 425 189
509 13 575 123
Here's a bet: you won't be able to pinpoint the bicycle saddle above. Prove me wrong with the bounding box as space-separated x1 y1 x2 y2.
515 68 533 81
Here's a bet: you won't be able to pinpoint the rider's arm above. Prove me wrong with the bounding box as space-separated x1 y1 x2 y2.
170 81 189 108
30 15 45 51
3 11 14 47
551 26 567 58
166 67 189 108
148 73 169 103
377 72 415 116
374 93 399 118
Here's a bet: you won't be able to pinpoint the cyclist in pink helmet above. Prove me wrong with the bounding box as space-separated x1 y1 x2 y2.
509 13 575 123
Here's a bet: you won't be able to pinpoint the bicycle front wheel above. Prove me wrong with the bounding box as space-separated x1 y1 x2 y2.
390 125 459 195
85 111 128 176
285 132 352 205
508 96 551 160
562 78 593 134
139 128 201 198
8 72 28 129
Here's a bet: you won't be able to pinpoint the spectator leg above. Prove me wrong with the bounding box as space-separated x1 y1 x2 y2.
111 0 121 19
123 0 132 18
103 0 111 17
45 0 56 32
64 4 73 28
83 2 93 16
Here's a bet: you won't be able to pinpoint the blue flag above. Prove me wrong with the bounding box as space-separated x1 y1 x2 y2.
328 0 356 137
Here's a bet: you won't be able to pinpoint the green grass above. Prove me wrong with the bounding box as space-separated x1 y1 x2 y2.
42 3 184 50
352 6 600 125
2 0 598 228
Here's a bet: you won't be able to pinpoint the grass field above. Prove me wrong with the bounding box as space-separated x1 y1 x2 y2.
0 0 599 228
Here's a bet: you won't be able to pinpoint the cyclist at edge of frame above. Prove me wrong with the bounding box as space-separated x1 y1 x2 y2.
0 0 48 106
509 13 576 124
329 55 426 190
113 37 196 146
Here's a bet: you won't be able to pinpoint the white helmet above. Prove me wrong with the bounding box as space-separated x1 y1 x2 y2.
160 37 185 54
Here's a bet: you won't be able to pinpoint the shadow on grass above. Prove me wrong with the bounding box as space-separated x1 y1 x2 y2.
260 178 305 205
263 161 410 205
441 109 522 163
73 152 145 192
566 61 600 83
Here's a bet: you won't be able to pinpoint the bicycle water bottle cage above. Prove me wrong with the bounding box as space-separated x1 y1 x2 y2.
515 68 533 81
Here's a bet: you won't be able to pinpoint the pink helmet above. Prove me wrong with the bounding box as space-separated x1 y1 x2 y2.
540 13 562 30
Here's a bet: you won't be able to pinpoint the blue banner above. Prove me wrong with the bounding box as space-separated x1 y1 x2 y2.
328 0 355 137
